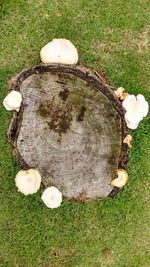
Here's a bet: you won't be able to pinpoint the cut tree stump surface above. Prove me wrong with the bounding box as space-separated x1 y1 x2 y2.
8 65 129 199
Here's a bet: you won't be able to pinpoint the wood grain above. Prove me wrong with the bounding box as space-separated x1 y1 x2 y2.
8 64 129 199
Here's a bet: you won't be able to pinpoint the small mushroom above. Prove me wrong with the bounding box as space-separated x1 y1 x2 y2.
41 186 62 209
15 169 41 195
111 169 128 188
3 90 22 111
122 94 149 129
114 87 129 100
40 38 78 64
123 134 132 148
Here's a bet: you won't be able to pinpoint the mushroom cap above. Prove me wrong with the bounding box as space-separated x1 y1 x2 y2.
123 134 132 142
123 134 132 148
125 119 139 130
115 87 124 94
3 90 22 111
15 169 41 195
125 113 141 125
114 87 129 100
122 94 149 129
111 169 128 188
41 186 62 209
137 94 149 117
40 38 78 64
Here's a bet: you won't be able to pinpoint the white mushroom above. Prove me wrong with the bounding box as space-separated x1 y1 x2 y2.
41 186 62 209
122 94 149 129
114 87 129 100
3 90 22 111
15 169 41 195
123 134 132 148
111 169 128 188
40 38 78 64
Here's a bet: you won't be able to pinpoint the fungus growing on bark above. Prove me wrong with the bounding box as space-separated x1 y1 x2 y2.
40 39 78 64
3 90 22 111
111 169 128 188
15 169 41 195
123 134 132 148
114 87 129 100
122 94 149 129
41 186 62 209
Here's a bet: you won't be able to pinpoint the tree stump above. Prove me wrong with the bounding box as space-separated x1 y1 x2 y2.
8 64 129 200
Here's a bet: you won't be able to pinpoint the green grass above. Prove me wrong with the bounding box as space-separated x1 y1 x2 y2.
0 0 150 266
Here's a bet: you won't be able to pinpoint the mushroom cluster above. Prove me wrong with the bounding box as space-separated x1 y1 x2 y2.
3 38 149 200
15 168 62 209
122 94 149 129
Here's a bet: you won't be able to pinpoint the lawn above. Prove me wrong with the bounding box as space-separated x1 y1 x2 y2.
0 0 150 266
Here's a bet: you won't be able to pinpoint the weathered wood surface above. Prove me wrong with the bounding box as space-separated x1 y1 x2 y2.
8 65 129 199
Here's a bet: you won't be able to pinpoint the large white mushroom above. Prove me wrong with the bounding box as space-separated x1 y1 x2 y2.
15 169 41 195
3 90 22 111
41 186 62 209
40 38 78 64
122 94 149 129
